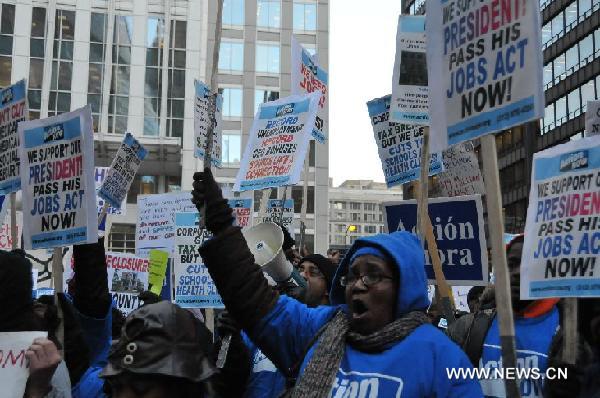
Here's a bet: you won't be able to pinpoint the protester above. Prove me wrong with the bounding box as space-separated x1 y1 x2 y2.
192 168 482 397
297 254 336 307
447 235 560 397
0 249 72 398
326 248 341 266
467 286 485 313
100 301 216 398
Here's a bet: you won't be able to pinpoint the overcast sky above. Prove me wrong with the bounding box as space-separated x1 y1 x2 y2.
329 1 403 186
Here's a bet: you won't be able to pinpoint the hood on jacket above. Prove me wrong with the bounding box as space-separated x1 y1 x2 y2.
330 231 430 317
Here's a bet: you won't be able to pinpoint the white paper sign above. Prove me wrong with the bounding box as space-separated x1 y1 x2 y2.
437 142 486 197
585 100 600 137
262 199 294 230
0 331 48 398
521 136 600 299
391 16 429 125
19 106 97 249
291 37 328 143
194 80 223 167
234 92 320 192
0 79 28 194
426 0 544 152
106 252 149 315
95 167 126 216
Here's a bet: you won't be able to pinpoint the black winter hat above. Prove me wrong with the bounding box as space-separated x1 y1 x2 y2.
101 301 215 383
0 250 39 332
299 254 337 290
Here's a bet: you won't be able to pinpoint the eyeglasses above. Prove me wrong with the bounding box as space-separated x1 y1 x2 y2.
299 266 324 278
340 273 394 287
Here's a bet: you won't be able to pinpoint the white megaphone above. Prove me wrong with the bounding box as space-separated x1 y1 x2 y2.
242 222 306 288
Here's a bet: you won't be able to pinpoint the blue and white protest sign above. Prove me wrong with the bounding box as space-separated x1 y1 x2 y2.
194 80 223 167
291 37 328 143
173 212 223 308
234 92 320 192
228 198 253 229
0 79 28 194
106 252 149 315
95 167 126 232
18 106 97 249
426 0 544 152
391 16 429 125
522 136 600 299
262 199 294 230
384 195 488 285
99 133 147 209
367 95 443 187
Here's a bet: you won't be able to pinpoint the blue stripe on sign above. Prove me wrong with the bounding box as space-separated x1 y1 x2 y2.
0 80 26 107
239 175 290 191
175 212 199 227
367 96 391 117
31 226 87 249
530 279 600 298
24 116 82 148
392 111 429 123
400 16 425 33
534 145 600 181
301 51 328 83
259 98 311 119
447 96 537 146
0 179 20 195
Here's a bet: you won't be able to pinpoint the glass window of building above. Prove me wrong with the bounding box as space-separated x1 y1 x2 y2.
579 34 594 63
254 88 279 114
28 7 46 119
309 140 315 167
219 87 243 118
543 63 553 86
0 3 14 87
167 176 181 192
568 87 581 115
555 96 567 125
88 13 107 132
109 16 133 135
257 0 281 29
144 17 165 136
553 53 566 83
291 186 314 213
543 104 554 132
580 0 592 16
222 0 244 27
222 131 241 165
256 43 280 74
595 27 600 52
541 22 551 45
49 9 75 116
551 12 563 38
565 45 578 72
302 43 317 56
219 41 244 73
167 20 187 139
108 224 136 253
293 1 317 32
565 1 577 26
581 79 596 108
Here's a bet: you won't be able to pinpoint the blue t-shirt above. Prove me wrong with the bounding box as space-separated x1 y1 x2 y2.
242 333 287 398
479 306 559 398
250 296 483 398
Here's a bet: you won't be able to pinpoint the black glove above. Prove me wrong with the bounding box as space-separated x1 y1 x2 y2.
216 310 241 337
139 290 162 306
191 168 234 235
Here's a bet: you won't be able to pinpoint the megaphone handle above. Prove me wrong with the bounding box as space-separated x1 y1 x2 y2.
216 333 232 369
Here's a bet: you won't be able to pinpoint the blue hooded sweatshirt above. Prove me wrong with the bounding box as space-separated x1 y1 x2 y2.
242 333 287 398
248 232 483 397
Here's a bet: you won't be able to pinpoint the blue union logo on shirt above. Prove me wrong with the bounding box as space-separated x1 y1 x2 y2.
332 370 403 398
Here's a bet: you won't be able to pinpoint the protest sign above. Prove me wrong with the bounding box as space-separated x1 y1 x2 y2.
19 106 97 249
0 195 6 226
35 288 55 299
106 252 149 315
427 285 472 312
291 37 328 143
367 95 443 187
99 133 147 209
391 16 429 125
194 80 223 167
426 0 544 152
261 199 294 230
0 208 21 250
384 195 488 285
0 331 48 398
234 92 320 191
585 100 600 137
95 167 126 232
135 192 196 255
521 136 600 298
437 141 486 197
228 198 253 228
148 249 169 295
173 212 223 308
0 79 28 194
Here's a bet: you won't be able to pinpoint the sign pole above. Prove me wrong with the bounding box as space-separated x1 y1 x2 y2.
98 202 109 227
481 134 520 397
10 192 17 249
51 247 64 354
299 155 310 252
563 298 578 364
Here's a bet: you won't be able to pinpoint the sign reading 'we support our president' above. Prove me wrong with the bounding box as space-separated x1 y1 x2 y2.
19 106 97 249
426 0 544 152
234 92 320 192
521 136 600 299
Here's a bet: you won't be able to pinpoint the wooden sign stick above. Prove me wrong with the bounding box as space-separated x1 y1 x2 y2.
10 192 17 249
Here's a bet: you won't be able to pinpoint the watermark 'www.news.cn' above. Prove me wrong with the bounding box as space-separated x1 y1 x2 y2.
446 367 568 380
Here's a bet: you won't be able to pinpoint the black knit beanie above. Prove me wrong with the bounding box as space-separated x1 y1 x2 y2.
0 249 40 331
299 254 337 291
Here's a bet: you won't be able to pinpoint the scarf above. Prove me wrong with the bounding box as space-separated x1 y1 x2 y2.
290 310 430 398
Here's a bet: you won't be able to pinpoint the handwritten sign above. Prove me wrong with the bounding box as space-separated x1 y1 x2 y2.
228 198 253 229
262 199 294 230
106 252 149 315
148 249 169 296
391 16 429 124
384 195 488 285
173 212 223 308
19 106 97 249
234 92 320 191
367 95 443 187
291 37 328 143
426 0 544 152
585 100 600 137
0 79 28 194
99 132 147 209
437 142 485 197
522 136 600 298
0 331 47 398
194 80 223 167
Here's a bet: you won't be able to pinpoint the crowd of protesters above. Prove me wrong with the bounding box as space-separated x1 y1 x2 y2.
0 168 599 398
